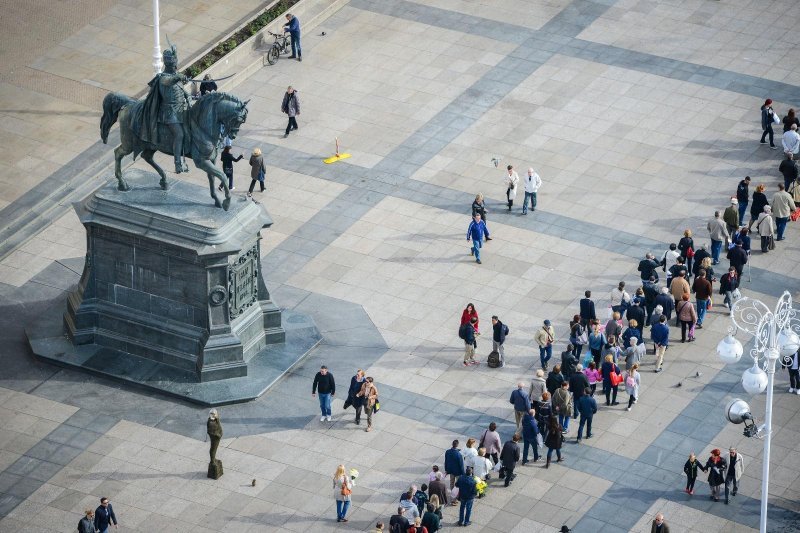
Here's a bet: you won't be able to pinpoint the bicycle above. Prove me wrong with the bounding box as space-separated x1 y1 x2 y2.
264 31 292 65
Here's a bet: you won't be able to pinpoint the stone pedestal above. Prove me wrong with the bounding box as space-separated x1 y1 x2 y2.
208 460 224 479
64 169 284 381
28 170 321 405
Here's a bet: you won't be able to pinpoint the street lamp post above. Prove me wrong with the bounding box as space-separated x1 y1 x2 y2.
152 0 163 74
716 291 800 533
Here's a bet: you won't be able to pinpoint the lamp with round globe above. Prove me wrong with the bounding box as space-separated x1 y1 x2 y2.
716 334 743 364
741 362 768 395
777 328 800 358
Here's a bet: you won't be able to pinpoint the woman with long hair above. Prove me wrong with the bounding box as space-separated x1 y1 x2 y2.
705 449 727 502
333 464 353 522
678 229 695 279
544 415 564 468
460 303 479 334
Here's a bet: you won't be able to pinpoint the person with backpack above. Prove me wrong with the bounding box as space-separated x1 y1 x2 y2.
460 317 478 366
624 363 641 412
536 320 556 370
491 315 509 367
444 440 465 500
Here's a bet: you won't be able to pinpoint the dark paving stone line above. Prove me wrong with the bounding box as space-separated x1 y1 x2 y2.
0 408 120 519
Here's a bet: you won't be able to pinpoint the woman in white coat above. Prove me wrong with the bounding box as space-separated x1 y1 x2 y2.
624 363 641 412
505 164 519 211
755 205 775 253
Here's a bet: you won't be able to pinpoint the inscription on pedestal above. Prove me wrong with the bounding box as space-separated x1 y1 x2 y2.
228 245 258 319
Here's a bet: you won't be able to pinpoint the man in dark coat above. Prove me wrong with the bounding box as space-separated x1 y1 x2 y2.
576 388 597 442
655 287 675 322
561 346 577 379
499 434 521 487
444 440 465 495
692 246 712 277
643 276 660 324
779 153 799 192
568 367 590 405
389 507 411 532
520 409 540 464
428 472 448 506
638 253 660 282
94 498 118 533
579 291 596 327
626 299 646 335
726 242 748 277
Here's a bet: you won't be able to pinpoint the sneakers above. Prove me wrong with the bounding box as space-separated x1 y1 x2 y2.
463 361 469 366
796 389 800 395
771 145 778 150
320 416 326 422
626 407 631 411
655 368 663 373
326 415 331 422
760 141 768 145
790 387 796 393
476 259 482 264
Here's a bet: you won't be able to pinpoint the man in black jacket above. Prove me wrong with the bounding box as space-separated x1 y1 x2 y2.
389 507 411 532
626 299 646 335
492 316 508 367
638 253 660 282
736 176 751 226
568 366 590 405
94 498 118 533
727 242 748 277
500 434 521 487
654 287 675 322
561 346 577 378
312 365 335 422
643 276 660 324
579 291 596 327
692 245 711 278
779 153 798 192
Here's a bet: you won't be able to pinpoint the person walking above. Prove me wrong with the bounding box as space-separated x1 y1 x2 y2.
356 377 378 432
705 449 727 502
624 363 641 411
569 316 586 359
455 467 477 526
584 362 601 395
755 205 775 253
724 447 745 505
723 199 740 236
783 123 800 156
466 213 490 264
504 164 519 211
771 183 795 241
610 281 631 316
719 266 740 310
478 422 502 466
509 382 530 430
544 415 564 468
626 299 646 336
552 381 573 433
760 98 777 149
736 176 751 226
218 145 243 191
93 498 118 533
575 387 597 442
77 509 95 533
579 290 596 327
312 365 335 422
651 513 670 533
536 319 556 370
561 343 578 379
347 369 366 424
491 315 509 366
444 440 465 498
247 147 266 196
785 349 800 393
546 364 565 395
522 167 541 214
638 252 661 282
333 464 353 522
677 232 694 280
684 452 703 495
390 507 411 532
588 321 607 367
651 314 669 373
676 294 697 343
460 316 478 366
749 183 769 230
670 271 690 313
779 153 798 192
520 408 540 464
726 242 748 278
707 211 730 265
470 448 493 480
529 369 547 409
692 270 712 329
283 13 302 60
601 354 621 406
499 434 521 486
281 86 300 138
471 194 489 229
568 364 590 405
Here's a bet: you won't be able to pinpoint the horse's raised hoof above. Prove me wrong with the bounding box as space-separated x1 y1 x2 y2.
222 197 231 211
117 181 131 192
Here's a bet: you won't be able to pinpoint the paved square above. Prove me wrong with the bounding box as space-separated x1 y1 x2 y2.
1 0 800 532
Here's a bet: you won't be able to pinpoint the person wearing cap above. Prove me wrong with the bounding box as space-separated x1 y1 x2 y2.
771 183 795 241
723 198 739 236
783 123 800 156
760 98 777 149
535 320 556 370
779 153 798 192
736 176 751 226
707 211 730 265
724 447 745 504
755 205 775 252
651 513 670 533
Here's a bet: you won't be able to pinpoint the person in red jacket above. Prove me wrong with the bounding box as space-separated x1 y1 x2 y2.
460 303 479 333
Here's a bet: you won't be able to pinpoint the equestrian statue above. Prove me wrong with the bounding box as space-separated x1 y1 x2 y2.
100 44 248 210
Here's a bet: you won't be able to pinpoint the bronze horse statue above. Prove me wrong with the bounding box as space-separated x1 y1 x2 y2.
100 91 249 211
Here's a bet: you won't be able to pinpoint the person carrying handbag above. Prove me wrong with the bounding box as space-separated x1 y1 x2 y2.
755 206 775 252
333 464 353 522
356 377 378 432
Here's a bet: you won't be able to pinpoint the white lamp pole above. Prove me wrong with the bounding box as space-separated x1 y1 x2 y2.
152 0 163 74
716 291 800 533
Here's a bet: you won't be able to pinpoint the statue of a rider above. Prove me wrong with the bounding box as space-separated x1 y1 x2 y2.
135 45 191 173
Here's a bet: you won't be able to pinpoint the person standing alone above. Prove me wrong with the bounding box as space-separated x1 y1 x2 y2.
522 167 541 214
760 98 777 149
491 315 508 367
312 365 335 422
282 86 300 138
283 13 302 60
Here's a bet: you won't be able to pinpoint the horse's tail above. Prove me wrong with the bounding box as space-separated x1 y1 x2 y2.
100 92 135 144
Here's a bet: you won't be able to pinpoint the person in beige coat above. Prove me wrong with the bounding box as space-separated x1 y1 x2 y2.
529 369 547 407
669 271 690 318
505 165 519 211
771 183 795 241
356 377 379 432
756 206 775 253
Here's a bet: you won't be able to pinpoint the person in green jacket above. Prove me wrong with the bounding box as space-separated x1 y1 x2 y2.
420 503 441 532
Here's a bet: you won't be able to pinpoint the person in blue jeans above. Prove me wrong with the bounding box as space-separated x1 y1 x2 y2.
576 388 597 442
520 408 541 463
466 213 490 264
552 381 572 432
93 498 118 533
283 13 302 60
455 467 477 526
312 365 335 422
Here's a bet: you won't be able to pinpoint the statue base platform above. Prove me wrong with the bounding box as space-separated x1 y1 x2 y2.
208 460 224 479
26 170 321 405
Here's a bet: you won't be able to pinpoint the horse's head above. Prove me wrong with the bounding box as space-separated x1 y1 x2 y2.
219 98 249 140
